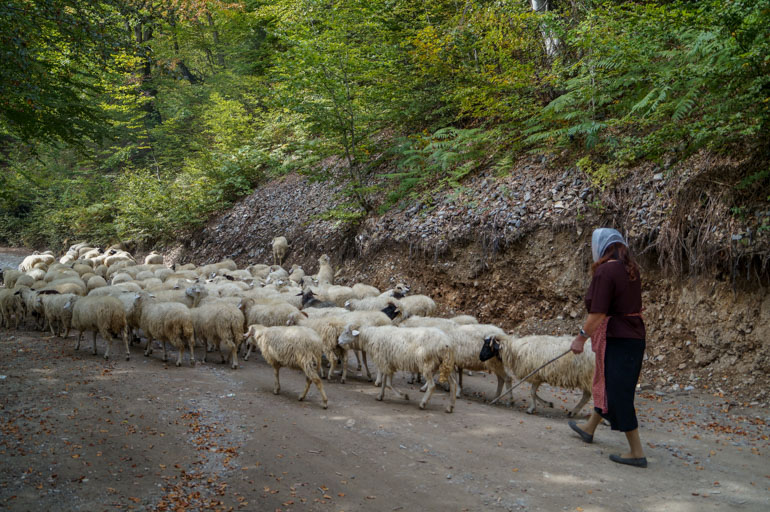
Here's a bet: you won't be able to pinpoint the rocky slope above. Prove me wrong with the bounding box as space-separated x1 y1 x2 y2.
171 151 770 403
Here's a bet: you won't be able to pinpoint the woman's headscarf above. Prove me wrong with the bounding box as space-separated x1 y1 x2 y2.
591 228 627 263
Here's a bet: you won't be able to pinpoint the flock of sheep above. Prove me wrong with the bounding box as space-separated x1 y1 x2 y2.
0 238 596 415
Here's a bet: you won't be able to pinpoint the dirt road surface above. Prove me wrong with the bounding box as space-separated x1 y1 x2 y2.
0 327 768 512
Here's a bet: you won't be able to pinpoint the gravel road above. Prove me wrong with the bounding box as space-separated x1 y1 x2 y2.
0 328 767 511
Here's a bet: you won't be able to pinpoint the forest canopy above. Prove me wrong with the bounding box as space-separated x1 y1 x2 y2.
1 0 768 247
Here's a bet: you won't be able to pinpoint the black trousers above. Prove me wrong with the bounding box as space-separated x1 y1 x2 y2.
596 337 646 432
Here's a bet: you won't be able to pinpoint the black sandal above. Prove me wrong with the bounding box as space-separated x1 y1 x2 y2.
609 454 648 468
568 420 593 444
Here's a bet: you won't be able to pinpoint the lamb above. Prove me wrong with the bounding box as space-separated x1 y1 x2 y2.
145 251 164 265
315 254 334 286
132 293 196 367
337 325 457 412
69 295 130 360
243 324 328 409
271 236 289 266
482 334 594 416
190 303 244 369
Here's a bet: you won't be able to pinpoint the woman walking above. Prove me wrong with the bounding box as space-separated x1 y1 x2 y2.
568 228 648 468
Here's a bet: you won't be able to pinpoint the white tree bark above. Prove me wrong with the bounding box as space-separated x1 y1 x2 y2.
530 0 559 56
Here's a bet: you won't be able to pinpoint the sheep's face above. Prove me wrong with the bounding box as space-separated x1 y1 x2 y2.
479 336 501 362
337 327 358 347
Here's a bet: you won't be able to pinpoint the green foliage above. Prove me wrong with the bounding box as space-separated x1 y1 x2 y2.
1 0 768 247
383 127 496 210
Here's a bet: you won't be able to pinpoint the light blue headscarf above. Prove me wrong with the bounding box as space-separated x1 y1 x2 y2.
591 228 627 263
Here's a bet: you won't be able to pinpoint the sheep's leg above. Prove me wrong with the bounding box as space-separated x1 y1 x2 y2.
161 340 168 362
299 377 312 401
175 340 183 367
49 318 57 337
104 334 112 360
458 368 463 395
272 366 281 394
376 372 388 401
144 336 153 356
361 351 372 381
243 342 253 361
353 350 362 371
188 335 196 367
311 369 328 409
568 390 592 418
229 343 238 370
492 375 505 401
339 348 347 384
419 372 436 410
445 373 457 413
532 381 554 408
526 382 552 414
374 370 382 387
122 327 130 361
92 330 98 356
326 351 336 382
386 374 409 401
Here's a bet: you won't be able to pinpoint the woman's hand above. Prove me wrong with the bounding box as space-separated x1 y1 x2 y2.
570 335 586 354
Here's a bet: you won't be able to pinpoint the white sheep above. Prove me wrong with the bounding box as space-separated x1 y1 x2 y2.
145 251 164 265
18 253 55 272
397 294 436 318
288 265 305 284
132 293 196 367
191 303 244 369
69 295 129 360
1 269 23 288
338 325 457 412
487 334 594 416
86 275 108 292
0 289 24 330
351 283 380 299
316 254 334 286
239 298 300 331
287 315 353 383
243 324 328 409
41 293 79 337
272 237 289 266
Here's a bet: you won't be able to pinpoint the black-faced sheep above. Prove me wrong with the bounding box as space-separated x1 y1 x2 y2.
481 334 594 416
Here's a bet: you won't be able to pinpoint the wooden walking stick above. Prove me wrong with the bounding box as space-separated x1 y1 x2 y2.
489 349 572 405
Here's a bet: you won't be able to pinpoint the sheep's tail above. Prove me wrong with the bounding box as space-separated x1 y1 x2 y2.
437 346 455 384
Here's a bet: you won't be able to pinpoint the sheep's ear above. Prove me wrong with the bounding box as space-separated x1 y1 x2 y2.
352 330 360 337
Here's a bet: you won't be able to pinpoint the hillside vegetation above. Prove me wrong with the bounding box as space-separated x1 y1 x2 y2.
1 0 768 272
